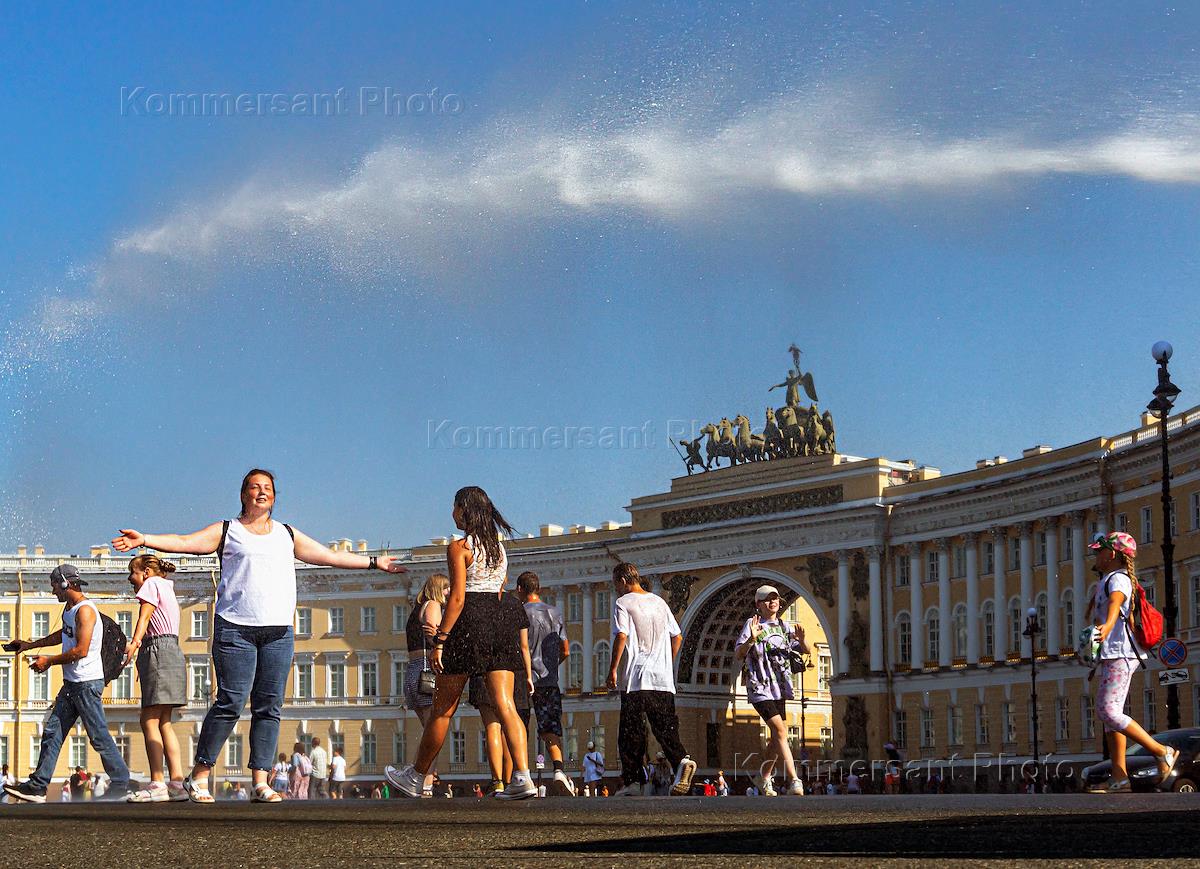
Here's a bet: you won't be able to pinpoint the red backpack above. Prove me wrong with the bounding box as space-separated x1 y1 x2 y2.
1108 573 1164 653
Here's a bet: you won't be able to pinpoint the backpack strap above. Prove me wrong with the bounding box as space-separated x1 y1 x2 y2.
283 523 295 541
217 520 230 566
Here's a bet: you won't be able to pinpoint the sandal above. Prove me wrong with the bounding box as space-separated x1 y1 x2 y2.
183 774 214 804
1158 747 1180 783
253 783 283 803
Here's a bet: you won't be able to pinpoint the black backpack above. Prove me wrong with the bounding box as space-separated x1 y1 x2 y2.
98 612 128 684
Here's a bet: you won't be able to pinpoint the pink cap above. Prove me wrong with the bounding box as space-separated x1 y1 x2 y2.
1088 531 1137 557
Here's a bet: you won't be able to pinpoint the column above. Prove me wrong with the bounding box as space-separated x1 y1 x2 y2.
868 546 884 673
1072 512 1087 640
965 532 980 665
992 528 1008 661
937 540 951 667
836 550 851 675
1019 523 1033 658
909 545 924 670
581 584 594 692
1045 517 1060 655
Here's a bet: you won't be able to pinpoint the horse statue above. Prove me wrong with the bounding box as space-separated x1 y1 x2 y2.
733 414 766 463
775 405 807 457
763 407 785 459
821 410 836 453
700 420 738 468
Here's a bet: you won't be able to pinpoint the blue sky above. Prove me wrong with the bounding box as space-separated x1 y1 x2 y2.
2 1 1199 552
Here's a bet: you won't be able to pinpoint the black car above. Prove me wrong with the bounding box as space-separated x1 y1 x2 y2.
1082 728 1200 793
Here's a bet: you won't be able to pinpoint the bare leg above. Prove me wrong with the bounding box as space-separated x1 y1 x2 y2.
1120 721 1171 771
157 709 184 782
140 708 165 784
481 708 504 783
414 675 467 774
766 715 798 782
1108 730 1128 779
486 670 529 775
544 732 564 764
415 705 436 792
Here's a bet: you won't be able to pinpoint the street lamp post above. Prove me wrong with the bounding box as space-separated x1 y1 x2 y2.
798 654 811 785
1148 340 1183 730
1022 607 1041 792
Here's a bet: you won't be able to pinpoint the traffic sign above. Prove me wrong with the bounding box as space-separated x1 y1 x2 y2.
1158 668 1190 687
535 754 545 770
1159 637 1188 668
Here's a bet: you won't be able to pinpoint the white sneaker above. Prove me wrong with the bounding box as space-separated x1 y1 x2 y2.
787 778 805 796
613 782 643 797
553 770 577 796
671 756 697 796
126 782 170 803
495 773 537 801
755 774 778 797
384 764 424 798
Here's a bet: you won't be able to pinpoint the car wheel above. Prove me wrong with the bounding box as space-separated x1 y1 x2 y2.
1172 777 1197 794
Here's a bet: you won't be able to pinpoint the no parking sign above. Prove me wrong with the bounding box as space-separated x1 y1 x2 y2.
1159 637 1188 668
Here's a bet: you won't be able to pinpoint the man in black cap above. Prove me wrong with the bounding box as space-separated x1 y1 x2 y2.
4 564 129 802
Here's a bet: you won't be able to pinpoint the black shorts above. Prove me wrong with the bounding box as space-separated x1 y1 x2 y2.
442 593 522 676
752 698 788 722
530 686 564 737
468 673 530 712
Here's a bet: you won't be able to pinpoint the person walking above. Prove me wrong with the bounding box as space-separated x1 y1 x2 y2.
111 468 405 803
4 565 130 803
290 741 311 800
330 747 347 799
582 742 605 796
516 571 577 796
734 585 810 796
605 562 696 798
0 764 13 803
387 487 536 800
1086 531 1178 793
123 554 189 803
403 573 449 798
469 590 533 796
309 737 329 799
271 753 290 797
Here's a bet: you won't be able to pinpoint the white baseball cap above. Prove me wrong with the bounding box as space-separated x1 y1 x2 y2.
755 585 780 601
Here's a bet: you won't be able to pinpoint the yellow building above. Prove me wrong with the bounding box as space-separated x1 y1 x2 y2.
2 402 1199 793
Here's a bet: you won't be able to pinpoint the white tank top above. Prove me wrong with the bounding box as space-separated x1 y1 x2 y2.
215 519 297 627
63 599 104 683
463 536 507 593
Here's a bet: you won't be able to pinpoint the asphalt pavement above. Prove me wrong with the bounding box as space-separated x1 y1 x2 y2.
1 793 1198 866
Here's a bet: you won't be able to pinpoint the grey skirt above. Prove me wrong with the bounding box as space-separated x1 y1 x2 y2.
136 634 187 708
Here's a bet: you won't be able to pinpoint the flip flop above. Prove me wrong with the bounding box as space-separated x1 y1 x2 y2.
183 775 214 804
253 784 283 803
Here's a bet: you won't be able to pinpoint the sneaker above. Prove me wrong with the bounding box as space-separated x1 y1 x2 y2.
613 782 643 797
384 764 424 798
755 773 778 797
495 774 537 801
127 782 170 803
787 778 805 796
552 770 577 796
489 779 504 797
671 756 697 796
4 781 46 804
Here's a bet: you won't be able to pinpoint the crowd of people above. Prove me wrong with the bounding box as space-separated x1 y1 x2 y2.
0 469 1172 803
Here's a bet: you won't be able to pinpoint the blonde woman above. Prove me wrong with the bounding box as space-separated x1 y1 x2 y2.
404 573 449 798
1088 531 1178 793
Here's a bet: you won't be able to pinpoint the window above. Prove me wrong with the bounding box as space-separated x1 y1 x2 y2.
926 550 939 584
948 705 963 745
329 662 346 699
953 604 967 659
1035 594 1048 653
1193 574 1200 628
32 612 48 639
0 736 8 767
191 611 209 639
1002 702 1017 744
567 643 583 689
1056 697 1070 741
362 732 377 767
565 727 578 762
1143 577 1157 608
1145 689 1157 734
393 729 406 765
818 653 832 690
392 658 405 698
1171 501 1178 537
115 735 131 766
478 728 488 764
189 660 211 701
1141 506 1154 544
0 612 11 639
295 662 313 699
1036 531 1047 566
392 603 409 633
331 733 345 757
296 608 312 637
0 661 9 701
592 725 606 756
926 610 940 664
920 707 934 748
983 541 995 575
594 641 611 686
953 544 966 579
226 734 243 767
451 730 465 764
1192 492 1200 530
113 667 134 700
1063 526 1073 561
30 736 40 766
1116 513 1128 534
117 611 133 636
1010 537 1020 571
361 607 377 633
70 736 88 769
30 670 49 702
567 593 582 623
897 614 912 666
894 709 908 749
975 704 989 745
360 659 379 697
981 601 995 659
1028 702 1043 745
788 725 802 756
819 727 833 753
897 555 910 587
1061 590 1074 647
329 607 344 635
595 590 612 619
1009 600 1022 655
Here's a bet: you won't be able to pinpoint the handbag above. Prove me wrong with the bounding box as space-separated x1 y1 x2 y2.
418 628 436 696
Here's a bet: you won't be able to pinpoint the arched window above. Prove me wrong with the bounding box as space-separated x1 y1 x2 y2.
1061 589 1074 650
896 613 912 666
1035 593 1048 652
981 600 995 659
1009 598 1022 655
594 640 611 686
925 608 940 663
953 604 968 659
568 642 583 689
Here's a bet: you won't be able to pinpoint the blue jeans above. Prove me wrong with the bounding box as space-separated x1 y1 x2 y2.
195 617 293 772
31 679 129 792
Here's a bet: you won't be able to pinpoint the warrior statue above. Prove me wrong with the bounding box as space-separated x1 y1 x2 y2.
676 436 706 475
768 344 819 410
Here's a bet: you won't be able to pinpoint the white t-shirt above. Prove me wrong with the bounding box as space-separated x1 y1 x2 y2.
612 592 681 694
62 599 104 683
582 751 604 782
331 755 347 782
216 519 297 627
1093 571 1140 660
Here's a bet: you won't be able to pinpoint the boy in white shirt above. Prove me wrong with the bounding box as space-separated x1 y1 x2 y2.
605 562 696 797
